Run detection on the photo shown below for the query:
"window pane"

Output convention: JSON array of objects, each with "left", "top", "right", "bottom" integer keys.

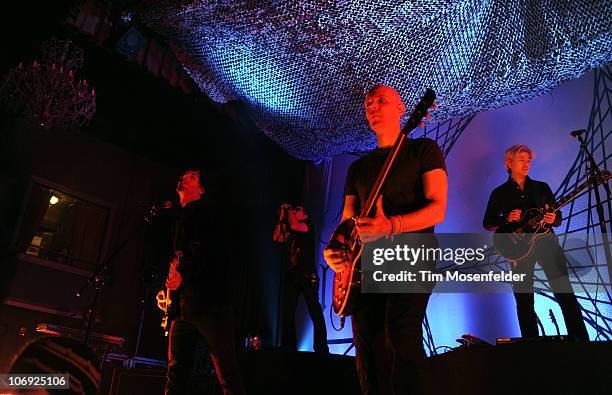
[{"left": 20, "top": 184, "right": 109, "bottom": 271}]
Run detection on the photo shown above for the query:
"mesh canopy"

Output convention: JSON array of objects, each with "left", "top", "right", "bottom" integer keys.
[{"left": 140, "top": 1, "right": 611, "bottom": 160}]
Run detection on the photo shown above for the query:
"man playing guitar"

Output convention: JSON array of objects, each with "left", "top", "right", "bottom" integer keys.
[
  {"left": 156, "top": 169, "right": 245, "bottom": 395},
  {"left": 324, "top": 85, "right": 447, "bottom": 394},
  {"left": 483, "top": 144, "right": 588, "bottom": 341}
]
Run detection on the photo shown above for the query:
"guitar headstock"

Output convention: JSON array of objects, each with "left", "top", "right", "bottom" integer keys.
[
  {"left": 593, "top": 169, "right": 611, "bottom": 185},
  {"left": 401, "top": 88, "right": 437, "bottom": 135},
  {"left": 587, "top": 169, "right": 612, "bottom": 185}
]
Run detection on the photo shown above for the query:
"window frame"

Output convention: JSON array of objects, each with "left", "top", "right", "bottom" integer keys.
[{"left": 14, "top": 175, "right": 116, "bottom": 273}]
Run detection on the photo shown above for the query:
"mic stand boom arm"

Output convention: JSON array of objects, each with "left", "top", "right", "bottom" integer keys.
[{"left": 76, "top": 203, "right": 164, "bottom": 345}]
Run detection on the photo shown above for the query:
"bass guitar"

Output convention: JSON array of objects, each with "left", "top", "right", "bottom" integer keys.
[
  {"left": 329, "top": 89, "right": 437, "bottom": 320},
  {"left": 160, "top": 250, "right": 183, "bottom": 336},
  {"left": 493, "top": 169, "right": 611, "bottom": 261}
]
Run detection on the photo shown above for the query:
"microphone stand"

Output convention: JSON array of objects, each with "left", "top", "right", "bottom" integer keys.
[
  {"left": 76, "top": 205, "right": 164, "bottom": 346},
  {"left": 574, "top": 131, "right": 612, "bottom": 286}
]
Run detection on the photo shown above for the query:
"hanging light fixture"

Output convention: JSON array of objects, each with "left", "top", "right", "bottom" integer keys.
[{"left": 0, "top": 37, "right": 96, "bottom": 130}]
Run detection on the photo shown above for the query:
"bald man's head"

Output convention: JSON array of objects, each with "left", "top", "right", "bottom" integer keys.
[
  {"left": 364, "top": 85, "right": 406, "bottom": 134},
  {"left": 365, "top": 85, "right": 404, "bottom": 105}
]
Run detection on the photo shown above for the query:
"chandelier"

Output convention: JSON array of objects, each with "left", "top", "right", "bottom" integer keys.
[{"left": 0, "top": 37, "right": 96, "bottom": 130}]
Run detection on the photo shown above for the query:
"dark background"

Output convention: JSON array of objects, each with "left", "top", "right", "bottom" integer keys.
[{"left": 0, "top": 0, "right": 305, "bottom": 367}]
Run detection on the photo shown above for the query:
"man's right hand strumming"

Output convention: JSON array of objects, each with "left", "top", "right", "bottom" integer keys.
[
  {"left": 324, "top": 195, "right": 359, "bottom": 273},
  {"left": 156, "top": 289, "right": 167, "bottom": 311},
  {"left": 323, "top": 246, "right": 348, "bottom": 273},
  {"left": 506, "top": 209, "right": 522, "bottom": 223}
]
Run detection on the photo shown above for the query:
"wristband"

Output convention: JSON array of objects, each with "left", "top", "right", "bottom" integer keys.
[{"left": 390, "top": 215, "right": 402, "bottom": 234}]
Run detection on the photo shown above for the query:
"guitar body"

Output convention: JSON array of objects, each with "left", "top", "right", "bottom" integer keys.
[
  {"left": 161, "top": 252, "right": 182, "bottom": 336},
  {"left": 493, "top": 208, "right": 551, "bottom": 261},
  {"left": 330, "top": 219, "right": 362, "bottom": 317},
  {"left": 161, "top": 286, "right": 180, "bottom": 336}
]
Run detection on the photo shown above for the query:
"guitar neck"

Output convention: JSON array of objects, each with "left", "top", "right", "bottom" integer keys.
[
  {"left": 550, "top": 177, "right": 596, "bottom": 213},
  {"left": 359, "top": 134, "right": 407, "bottom": 218}
]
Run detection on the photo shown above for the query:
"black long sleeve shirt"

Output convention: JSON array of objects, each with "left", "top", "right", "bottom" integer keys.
[
  {"left": 172, "top": 196, "right": 231, "bottom": 308},
  {"left": 483, "top": 176, "right": 562, "bottom": 231},
  {"left": 287, "top": 224, "right": 316, "bottom": 274}
]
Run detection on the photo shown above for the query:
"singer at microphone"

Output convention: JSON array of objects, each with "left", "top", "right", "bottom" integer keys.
[{"left": 570, "top": 129, "right": 586, "bottom": 138}]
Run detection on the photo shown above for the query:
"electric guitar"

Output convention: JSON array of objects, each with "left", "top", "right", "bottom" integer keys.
[
  {"left": 329, "top": 89, "right": 437, "bottom": 319},
  {"left": 493, "top": 169, "right": 611, "bottom": 261},
  {"left": 160, "top": 250, "right": 183, "bottom": 336}
]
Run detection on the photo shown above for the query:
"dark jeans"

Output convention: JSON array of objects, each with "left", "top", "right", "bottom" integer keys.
[
  {"left": 352, "top": 292, "right": 432, "bottom": 395},
  {"left": 166, "top": 293, "right": 245, "bottom": 395},
  {"left": 512, "top": 234, "right": 588, "bottom": 341},
  {"left": 281, "top": 270, "right": 329, "bottom": 353}
]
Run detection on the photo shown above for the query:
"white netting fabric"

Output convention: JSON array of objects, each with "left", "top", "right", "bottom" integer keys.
[{"left": 140, "top": 0, "right": 612, "bottom": 160}]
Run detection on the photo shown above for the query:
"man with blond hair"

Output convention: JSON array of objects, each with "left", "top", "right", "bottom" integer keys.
[{"left": 483, "top": 145, "right": 588, "bottom": 341}]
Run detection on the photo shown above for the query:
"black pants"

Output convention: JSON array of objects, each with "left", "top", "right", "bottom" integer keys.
[
  {"left": 351, "top": 292, "right": 432, "bottom": 395},
  {"left": 166, "top": 292, "right": 245, "bottom": 395},
  {"left": 512, "top": 234, "right": 588, "bottom": 341},
  {"left": 281, "top": 270, "right": 329, "bottom": 353}
]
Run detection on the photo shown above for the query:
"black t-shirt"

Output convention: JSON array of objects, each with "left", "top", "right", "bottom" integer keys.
[
  {"left": 483, "top": 176, "right": 562, "bottom": 231},
  {"left": 344, "top": 138, "right": 446, "bottom": 233}
]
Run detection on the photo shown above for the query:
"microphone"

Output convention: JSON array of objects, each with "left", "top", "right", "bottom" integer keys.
[
  {"left": 139, "top": 200, "right": 173, "bottom": 209},
  {"left": 570, "top": 129, "right": 586, "bottom": 138},
  {"left": 143, "top": 200, "right": 173, "bottom": 223},
  {"left": 157, "top": 200, "right": 173, "bottom": 209}
]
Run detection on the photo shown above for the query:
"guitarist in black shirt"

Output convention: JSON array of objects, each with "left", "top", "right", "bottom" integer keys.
[
  {"left": 483, "top": 145, "right": 588, "bottom": 341},
  {"left": 324, "top": 85, "right": 447, "bottom": 394},
  {"left": 156, "top": 169, "right": 245, "bottom": 395}
]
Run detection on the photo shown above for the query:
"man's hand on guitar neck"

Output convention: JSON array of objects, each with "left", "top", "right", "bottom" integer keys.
[{"left": 166, "top": 259, "right": 182, "bottom": 290}]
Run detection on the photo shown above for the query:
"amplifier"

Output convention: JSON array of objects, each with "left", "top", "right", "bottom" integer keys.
[{"left": 108, "top": 367, "right": 166, "bottom": 395}]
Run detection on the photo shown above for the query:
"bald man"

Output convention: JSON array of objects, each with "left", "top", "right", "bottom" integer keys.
[{"left": 324, "top": 85, "right": 447, "bottom": 394}]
